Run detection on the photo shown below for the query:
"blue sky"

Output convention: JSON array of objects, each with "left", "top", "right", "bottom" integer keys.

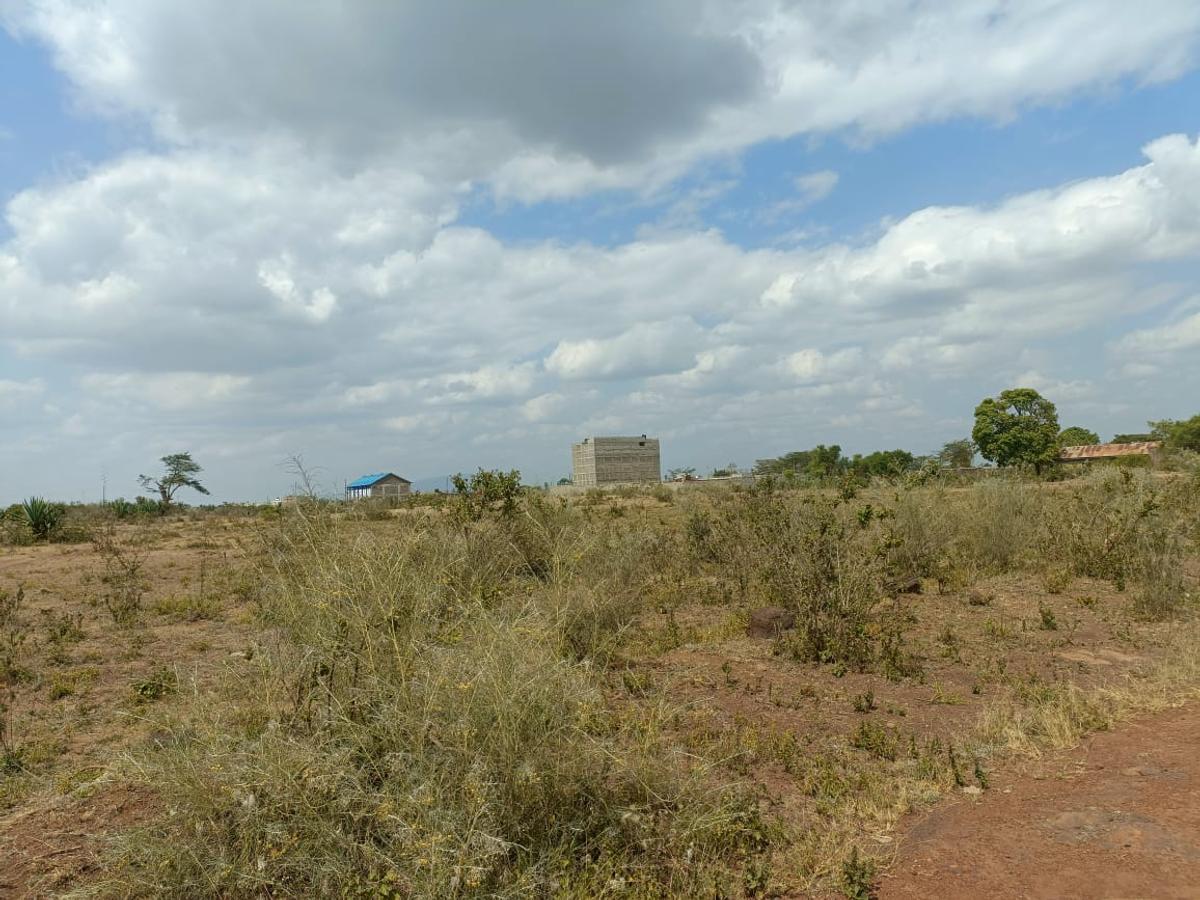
[
  {"left": 0, "top": 28, "right": 129, "bottom": 215},
  {"left": 2, "top": 2, "right": 1200, "bottom": 502},
  {"left": 464, "top": 70, "right": 1200, "bottom": 250}
]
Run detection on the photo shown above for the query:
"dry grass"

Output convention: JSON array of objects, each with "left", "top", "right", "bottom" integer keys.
[{"left": 0, "top": 466, "right": 1196, "bottom": 897}]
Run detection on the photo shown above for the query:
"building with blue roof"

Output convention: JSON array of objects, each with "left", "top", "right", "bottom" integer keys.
[{"left": 345, "top": 472, "right": 412, "bottom": 499}]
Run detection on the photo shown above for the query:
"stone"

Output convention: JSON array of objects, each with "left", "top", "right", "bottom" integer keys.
[
  {"left": 887, "top": 575, "right": 923, "bottom": 596},
  {"left": 747, "top": 606, "right": 796, "bottom": 638}
]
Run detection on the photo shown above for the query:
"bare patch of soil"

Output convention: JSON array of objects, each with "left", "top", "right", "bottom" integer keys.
[
  {"left": 0, "top": 519, "right": 258, "bottom": 895},
  {"left": 0, "top": 781, "right": 156, "bottom": 898},
  {"left": 882, "top": 703, "right": 1200, "bottom": 900}
]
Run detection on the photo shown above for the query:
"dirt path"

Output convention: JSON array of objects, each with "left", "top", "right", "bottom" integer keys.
[{"left": 882, "top": 704, "right": 1200, "bottom": 900}]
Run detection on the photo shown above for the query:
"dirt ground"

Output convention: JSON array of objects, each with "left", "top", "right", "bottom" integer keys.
[
  {"left": 882, "top": 702, "right": 1200, "bottom": 900},
  {"left": 0, "top": 520, "right": 256, "bottom": 896}
]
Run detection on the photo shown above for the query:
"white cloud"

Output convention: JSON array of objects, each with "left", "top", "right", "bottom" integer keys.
[
  {"left": 1013, "top": 370, "right": 1095, "bottom": 403},
  {"left": 794, "top": 170, "right": 839, "bottom": 204},
  {"left": 783, "top": 347, "right": 863, "bottom": 383},
  {"left": 9, "top": 1, "right": 1200, "bottom": 199},
  {"left": 3, "top": 3, "right": 1200, "bottom": 499},
  {"left": 545, "top": 318, "right": 706, "bottom": 381},
  {"left": 521, "top": 392, "right": 567, "bottom": 422},
  {"left": 757, "top": 170, "right": 841, "bottom": 224},
  {"left": 430, "top": 363, "right": 537, "bottom": 403},
  {"left": 81, "top": 371, "right": 251, "bottom": 410},
  {"left": 257, "top": 258, "right": 338, "bottom": 322},
  {"left": 0, "top": 378, "right": 45, "bottom": 404},
  {"left": 1114, "top": 304, "right": 1200, "bottom": 356},
  {"left": 767, "top": 135, "right": 1200, "bottom": 319}
]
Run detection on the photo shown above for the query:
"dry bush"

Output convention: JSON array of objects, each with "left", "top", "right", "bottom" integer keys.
[
  {"left": 93, "top": 526, "right": 150, "bottom": 626},
  {"left": 879, "top": 471, "right": 1197, "bottom": 620},
  {"left": 693, "top": 486, "right": 906, "bottom": 672},
  {"left": 952, "top": 479, "right": 1043, "bottom": 574},
  {"left": 885, "top": 486, "right": 961, "bottom": 587},
  {"left": 98, "top": 504, "right": 767, "bottom": 897},
  {"left": 1037, "top": 469, "right": 1197, "bottom": 618}
]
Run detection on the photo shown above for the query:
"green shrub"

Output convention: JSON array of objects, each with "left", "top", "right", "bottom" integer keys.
[
  {"left": 132, "top": 666, "right": 177, "bottom": 703},
  {"left": 21, "top": 497, "right": 63, "bottom": 541}
]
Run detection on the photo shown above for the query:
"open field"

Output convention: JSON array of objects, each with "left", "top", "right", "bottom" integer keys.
[{"left": 1, "top": 466, "right": 1198, "bottom": 897}]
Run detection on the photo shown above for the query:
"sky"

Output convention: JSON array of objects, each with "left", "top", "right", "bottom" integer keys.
[{"left": 1, "top": 1, "right": 1199, "bottom": 503}]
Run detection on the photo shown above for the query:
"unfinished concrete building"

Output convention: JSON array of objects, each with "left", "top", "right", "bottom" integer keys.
[{"left": 571, "top": 435, "right": 661, "bottom": 487}]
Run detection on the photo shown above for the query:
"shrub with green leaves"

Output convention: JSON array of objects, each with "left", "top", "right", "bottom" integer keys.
[{"left": 21, "top": 497, "right": 63, "bottom": 541}]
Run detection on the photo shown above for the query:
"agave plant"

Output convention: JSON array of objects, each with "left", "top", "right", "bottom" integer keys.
[{"left": 22, "top": 497, "right": 63, "bottom": 541}]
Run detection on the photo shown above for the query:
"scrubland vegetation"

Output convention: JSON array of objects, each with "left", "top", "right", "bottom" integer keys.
[{"left": 1, "top": 457, "right": 1198, "bottom": 896}]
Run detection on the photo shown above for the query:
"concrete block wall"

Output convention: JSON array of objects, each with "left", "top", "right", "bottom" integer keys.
[{"left": 571, "top": 435, "right": 661, "bottom": 486}]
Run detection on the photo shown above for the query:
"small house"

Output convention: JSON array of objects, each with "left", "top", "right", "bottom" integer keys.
[{"left": 346, "top": 472, "right": 412, "bottom": 499}]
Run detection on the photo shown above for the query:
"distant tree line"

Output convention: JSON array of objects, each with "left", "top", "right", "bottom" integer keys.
[
  {"left": 749, "top": 390, "right": 1199, "bottom": 482},
  {"left": 754, "top": 445, "right": 922, "bottom": 479}
]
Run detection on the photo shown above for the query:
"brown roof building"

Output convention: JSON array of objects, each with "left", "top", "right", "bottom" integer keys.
[{"left": 1058, "top": 441, "right": 1162, "bottom": 463}]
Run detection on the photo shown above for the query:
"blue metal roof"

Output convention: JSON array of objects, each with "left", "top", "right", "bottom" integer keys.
[{"left": 347, "top": 472, "right": 392, "bottom": 489}]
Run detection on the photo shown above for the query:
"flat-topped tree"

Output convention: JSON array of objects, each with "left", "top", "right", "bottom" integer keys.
[{"left": 138, "top": 452, "right": 210, "bottom": 513}]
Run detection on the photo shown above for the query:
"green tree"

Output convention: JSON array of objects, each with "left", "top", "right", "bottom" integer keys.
[
  {"left": 1057, "top": 426, "right": 1100, "bottom": 447},
  {"left": 755, "top": 446, "right": 846, "bottom": 478},
  {"left": 848, "top": 449, "right": 915, "bottom": 478},
  {"left": 450, "top": 468, "right": 522, "bottom": 521},
  {"left": 1150, "top": 414, "right": 1200, "bottom": 452},
  {"left": 1112, "top": 432, "right": 1154, "bottom": 444},
  {"left": 972, "top": 388, "right": 1060, "bottom": 473},
  {"left": 806, "top": 444, "right": 844, "bottom": 477},
  {"left": 937, "top": 438, "right": 975, "bottom": 468},
  {"left": 754, "top": 450, "right": 812, "bottom": 476},
  {"left": 138, "top": 453, "right": 210, "bottom": 513}
]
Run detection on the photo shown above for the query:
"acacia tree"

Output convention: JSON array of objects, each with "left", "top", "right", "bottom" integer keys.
[
  {"left": 937, "top": 438, "right": 975, "bottom": 468},
  {"left": 972, "top": 388, "right": 1060, "bottom": 474},
  {"left": 138, "top": 453, "right": 210, "bottom": 513},
  {"left": 1058, "top": 426, "right": 1100, "bottom": 447}
]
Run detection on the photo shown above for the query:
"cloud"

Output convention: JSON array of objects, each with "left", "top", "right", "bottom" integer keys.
[
  {"left": 10, "top": 1, "right": 1200, "bottom": 199},
  {"left": 782, "top": 346, "right": 863, "bottom": 383},
  {"left": 793, "top": 170, "right": 839, "bottom": 204},
  {"left": 757, "top": 170, "right": 840, "bottom": 224},
  {"left": 520, "top": 392, "right": 568, "bottom": 423},
  {"left": 81, "top": 371, "right": 251, "bottom": 410},
  {"left": 764, "top": 134, "right": 1200, "bottom": 343},
  {"left": 545, "top": 318, "right": 707, "bottom": 380},
  {"left": 429, "top": 364, "right": 537, "bottom": 404},
  {"left": 1013, "top": 370, "right": 1095, "bottom": 403},
  {"left": 4, "top": 3, "right": 1200, "bottom": 499},
  {"left": 1114, "top": 303, "right": 1200, "bottom": 356},
  {"left": 257, "top": 257, "right": 338, "bottom": 322},
  {"left": 4, "top": 132, "right": 1200, "bottom": 498},
  {"left": 10, "top": 1, "right": 761, "bottom": 183},
  {"left": 0, "top": 377, "right": 45, "bottom": 404}
]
